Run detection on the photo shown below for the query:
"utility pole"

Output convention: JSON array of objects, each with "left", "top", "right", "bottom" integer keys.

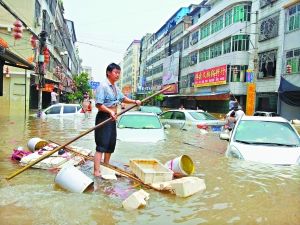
[{"left": 37, "top": 30, "right": 47, "bottom": 117}]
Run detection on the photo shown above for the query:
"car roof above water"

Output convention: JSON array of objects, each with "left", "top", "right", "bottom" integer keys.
[{"left": 240, "top": 116, "right": 289, "bottom": 123}]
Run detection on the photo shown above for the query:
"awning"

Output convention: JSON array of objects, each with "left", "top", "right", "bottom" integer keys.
[
  {"left": 278, "top": 76, "right": 300, "bottom": 106},
  {"left": 166, "top": 90, "right": 230, "bottom": 98},
  {"left": 0, "top": 46, "right": 34, "bottom": 70}
]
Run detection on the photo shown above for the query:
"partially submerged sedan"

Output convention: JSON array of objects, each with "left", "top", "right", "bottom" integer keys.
[
  {"left": 159, "top": 109, "right": 226, "bottom": 132},
  {"left": 39, "top": 103, "right": 84, "bottom": 118},
  {"left": 117, "top": 112, "right": 166, "bottom": 142},
  {"left": 220, "top": 116, "right": 300, "bottom": 165}
]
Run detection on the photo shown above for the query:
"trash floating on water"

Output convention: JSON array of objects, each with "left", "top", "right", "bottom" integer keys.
[
  {"left": 164, "top": 155, "right": 195, "bottom": 176},
  {"left": 151, "top": 177, "right": 206, "bottom": 197},
  {"left": 129, "top": 159, "right": 173, "bottom": 184},
  {"left": 54, "top": 164, "right": 93, "bottom": 193},
  {"left": 27, "top": 137, "right": 48, "bottom": 152},
  {"left": 122, "top": 189, "right": 150, "bottom": 210}
]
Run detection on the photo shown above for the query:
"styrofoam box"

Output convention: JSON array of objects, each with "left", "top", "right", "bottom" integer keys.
[{"left": 129, "top": 159, "right": 173, "bottom": 184}]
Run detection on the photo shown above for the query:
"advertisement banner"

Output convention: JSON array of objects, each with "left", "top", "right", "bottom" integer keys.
[
  {"left": 246, "top": 83, "right": 256, "bottom": 116},
  {"left": 42, "top": 83, "right": 54, "bottom": 92},
  {"left": 162, "top": 52, "right": 180, "bottom": 85},
  {"left": 194, "top": 65, "right": 227, "bottom": 87},
  {"left": 162, "top": 83, "right": 178, "bottom": 94},
  {"left": 246, "top": 69, "right": 254, "bottom": 82}
]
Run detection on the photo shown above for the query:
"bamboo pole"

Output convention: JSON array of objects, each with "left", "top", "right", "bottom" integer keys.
[
  {"left": 6, "top": 86, "right": 170, "bottom": 180},
  {"left": 49, "top": 141, "right": 160, "bottom": 191}
]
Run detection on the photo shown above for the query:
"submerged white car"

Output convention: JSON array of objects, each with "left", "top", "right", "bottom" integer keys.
[
  {"left": 39, "top": 103, "right": 84, "bottom": 118},
  {"left": 220, "top": 116, "right": 300, "bottom": 165},
  {"left": 117, "top": 112, "right": 166, "bottom": 142}
]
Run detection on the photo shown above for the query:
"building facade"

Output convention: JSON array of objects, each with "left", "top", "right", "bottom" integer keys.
[
  {"left": 121, "top": 40, "right": 140, "bottom": 98},
  {"left": 0, "top": 0, "right": 81, "bottom": 111},
  {"left": 134, "top": 0, "right": 299, "bottom": 118}
]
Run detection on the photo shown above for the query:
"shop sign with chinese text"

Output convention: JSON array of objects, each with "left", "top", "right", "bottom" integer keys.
[
  {"left": 194, "top": 65, "right": 227, "bottom": 87},
  {"left": 246, "top": 83, "right": 256, "bottom": 116}
]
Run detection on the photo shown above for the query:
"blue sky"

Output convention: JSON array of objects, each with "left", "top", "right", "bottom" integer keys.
[{"left": 63, "top": 0, "right": 200, "bottom": 81}]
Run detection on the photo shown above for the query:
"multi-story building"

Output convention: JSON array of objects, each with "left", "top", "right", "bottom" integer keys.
[
  {"left": 0, "top": 0, "right": 81, "bottom": 111},
  {"left": 278, "top": 0, "right": 300, "bottom": 120},
  {"left": 82, "top": 66, "right": 92, "bottom": 80},
  {"left": 135, "top": 0, "right": 299, "bottom": 117},
  {"left": 121, "top": 40, "right": 140, "bottom": 98}
]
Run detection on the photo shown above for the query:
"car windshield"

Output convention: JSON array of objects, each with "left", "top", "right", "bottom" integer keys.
[
  {"left": 234, "top": 120, "right": 300, "bottom": 146},
  {"left": 118, "top": 115, "right": 162, "bottom": 129},
  {"left": 189, "top": 111, "right": 217, "bottom": 120},
  {"left": 140, "top": 106, "right": 162, "bottom": 114}
]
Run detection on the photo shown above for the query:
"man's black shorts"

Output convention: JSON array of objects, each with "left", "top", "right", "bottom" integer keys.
[{"left": 94, "top": 111, "right": 116, "bottom": 153}]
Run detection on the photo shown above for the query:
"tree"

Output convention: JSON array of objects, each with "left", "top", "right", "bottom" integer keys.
[
  {"left": 142, "top": 91, "right": 165, "bottom": 106},
  {"left": 66, "top": 72, "right": 92, "bottom": 103}
]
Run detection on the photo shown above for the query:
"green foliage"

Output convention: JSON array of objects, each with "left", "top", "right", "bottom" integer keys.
[
  {"left": 155, "top": 94, "right": 164, "bottom": 102},
  {"left": 142, "top": 92, "right": 165, "bottom": 106},
  {"left": 66, "top": 72, "right": 92, "bottom": 103}
]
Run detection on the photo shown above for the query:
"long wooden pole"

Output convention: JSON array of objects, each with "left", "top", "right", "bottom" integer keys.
[
  {"left": 49, "top": 140, "right": 160, "bottom": 191},
  {"left": 6, "top": 87, "right": 170, "bottom": 180}
]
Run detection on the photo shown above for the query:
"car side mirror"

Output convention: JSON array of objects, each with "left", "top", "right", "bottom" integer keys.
[{"left": 219, "top": 132, "right": 230, "bottom": 141}]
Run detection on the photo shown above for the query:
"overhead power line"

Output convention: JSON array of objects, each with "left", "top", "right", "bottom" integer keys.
[{"left": 77, "top": 41, "right": 123, "bottom": 54}]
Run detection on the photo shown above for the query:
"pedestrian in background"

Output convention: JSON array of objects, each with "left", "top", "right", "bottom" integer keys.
[
  {"left": 51, "top": 89, "right": 58, "bottom": 105},
  {"left": 87, "top": 100, "right": 92, "bottom": 118},
  {"left": 94, "top": 63, "right": 141, "bottom": 177},
  {"left": 229, "top": 94, "right": 237, "bottom": 110}
]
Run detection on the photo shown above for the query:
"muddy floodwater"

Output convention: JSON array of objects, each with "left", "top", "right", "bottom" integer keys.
[{"left": 0, "top": 108, "right": 300, "bottom": 225}]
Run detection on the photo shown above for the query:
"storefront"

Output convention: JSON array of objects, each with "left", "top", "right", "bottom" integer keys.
[{"left": 0, "top": 45, "right": 34, "bottom": 114}]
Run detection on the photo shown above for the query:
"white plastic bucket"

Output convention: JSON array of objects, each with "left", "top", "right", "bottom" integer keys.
[
  {"left": 165, "top": 155, "right": 195, "bottom": 176},
  {"left": 27, "top": 137, "right": 48, "bottom": 152},
  {"left": 54, "top": 165, "right": 93, "bottom": 193}
]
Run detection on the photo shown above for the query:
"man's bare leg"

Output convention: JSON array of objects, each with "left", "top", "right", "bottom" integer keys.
[
  {"left": 104, "top": 153, "right": 111, "bottom": 164},
  {"left": 94, "top": 151, "right": 102, "bottom": 177}
]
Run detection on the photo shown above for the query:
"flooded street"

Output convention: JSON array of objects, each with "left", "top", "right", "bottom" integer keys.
[{"left": 0, "top": 108, "right": 300, "bottom": 225}]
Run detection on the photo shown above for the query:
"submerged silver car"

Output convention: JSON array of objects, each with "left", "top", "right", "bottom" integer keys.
[
  {"left": 159, "top": 109, "right": 226, "bottom": 132},
  {"left": 117, "top": 112, "right": 165, "bottom": 142}
]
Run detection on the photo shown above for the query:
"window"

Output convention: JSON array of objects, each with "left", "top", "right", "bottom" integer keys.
[
  {"left": 230, "top": 65, "right": 248, "bottom": 82},
  {"left": 210, "top": 42, "right": 222, "bottom": 59},
  {"left": 160, "top": 112, "right": 173, "bottom": 119},
  {"left": 223, "top": 38, "right": 231, "bottom": 54},
  {"left": 260, "top": 0, "right": 278, "bottom": 8},
  {"left": 199, "top": 47, "right": 210, "bottom": 62},
  {"left": 188, "top": 73, "right": 195, "bottom": 87},
  {"left": 286, "top": 48, "right": 300, "bottom": 73},
  {"left": 63, "top": 106, "right": 76, "bottom": 114},
  {"left": 190, "top": 51, "right": 198, "bottom": 65},
  {"left": 181, "top": 55, "right": 190, "bottom": 69},
  {"left": 118, "top": 115, "right": 162, "bottom": 129},
  {"left": 288, "top": 4, "right": 300, "bottom": 31},
  {"left": 200, "top": 23, "right": 210, "bottom": 39},
  {"left": 172, "top": 112, "right": 185, "bottom": 120},
  {"left": 225, "top": 10, "right": 233, "bottom": 27},
  {"left": 232, "top": 35, "right": 249, "bottom": 52},
  {"left": 211, "top": 15, "right": 224, "bottom": 34},
  {"left": 190, "top": 31, "right": 199, "bottom": 45},
  {"left": 180, "top": 75, "right": 188, "bottom": 88},
  {"left": 258, "top": 49, "right": 277, "bottom": 78},
  {"left": 233, "top": 5, "right": 251, "bottom": 23},
  {"left": 183, "top": 35, "right": 190, "bottom": 49},
  {"left": 259, "top": 14, "right": 279, "bottom": 41},
  {"left": 35, "top": 0, "right": 41, "bottom": 19},
  {"left": 45, "top": 106, "right": 61, "bottom": 114}
]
